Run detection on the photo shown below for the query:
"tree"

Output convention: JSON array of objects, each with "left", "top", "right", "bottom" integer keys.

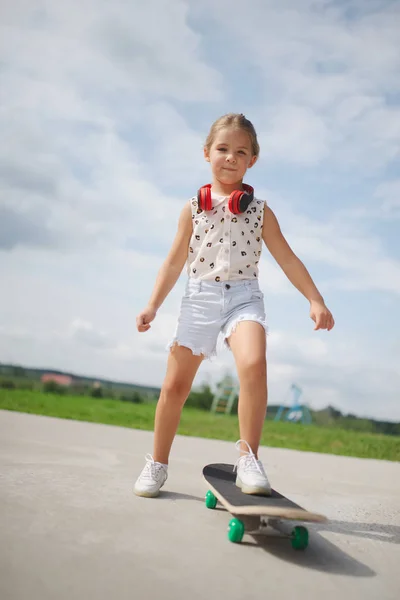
[
  {"left": 43, "top": 380, "right": 66, "bottom": 395},
  {"left": 91, "top": 385, "right": 103, "bottom": 398},
  {"left": 12, "top": 366, "right": 26, "bottom": 378},
  {"left": 131, "top": 391, "right": 143, "bottom": 404},
  {"left": 186, "top": 384, "right": 214, "bottom": 411}
]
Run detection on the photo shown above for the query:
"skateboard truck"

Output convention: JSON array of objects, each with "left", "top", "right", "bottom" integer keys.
[{"left": 207, "top": 493, "right": 309, "bottom": 549}]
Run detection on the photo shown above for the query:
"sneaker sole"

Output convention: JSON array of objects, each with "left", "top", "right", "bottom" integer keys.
[
  {"left": 134, "top": 487, "right": 161, "bottom": 498},
  {"left": 236, "top": 477, "right": 271, "bottom": 496},
  {"left": 134, "top": 478, "right": 167, "bottom": 498}
]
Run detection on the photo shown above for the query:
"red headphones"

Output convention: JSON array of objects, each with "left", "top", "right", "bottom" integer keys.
[{"left": 197, "top": 183, "right": 254, "bottom": 214}]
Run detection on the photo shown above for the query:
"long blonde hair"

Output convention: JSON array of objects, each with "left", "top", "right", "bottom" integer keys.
[{"left": 205, "top": 113, "right": 260, "bottom": 157}]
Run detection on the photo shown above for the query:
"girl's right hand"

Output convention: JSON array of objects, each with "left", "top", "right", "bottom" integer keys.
[{"left": 136, "top": 307, "right": 157, "bottom": 332}]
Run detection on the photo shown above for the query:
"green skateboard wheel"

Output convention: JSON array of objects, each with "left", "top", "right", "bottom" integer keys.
[
  {"left": 291, "top": 525, "right": 309, "bottom": 550},
  {"left": 205, "top": 490, "right": 217, "bottom": 509},
  {"left": 228, "top": 518, "right": 245, "bottom": 543}
]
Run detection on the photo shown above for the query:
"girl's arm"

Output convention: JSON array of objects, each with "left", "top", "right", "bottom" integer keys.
[
  {"left": 147, "top": 202, "right": 193, "bottom": 310},
  {"left": 137, "top": 202, "right": 192, "bottom": 332},
  {"left": 262, "top": 206, "right": 335, "bottom": 331}
]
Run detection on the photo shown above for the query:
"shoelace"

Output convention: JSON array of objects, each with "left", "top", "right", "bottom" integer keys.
[
  {"left": 233, "top": 439, "right": 264, "bottom": 474},
  {"left": 140, "top": 454, "right": 165, "bottom": 481}
]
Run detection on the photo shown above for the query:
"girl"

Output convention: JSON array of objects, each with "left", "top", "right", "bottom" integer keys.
[{"left": 134, "top": 113, "right": 334, "bottom": 498}]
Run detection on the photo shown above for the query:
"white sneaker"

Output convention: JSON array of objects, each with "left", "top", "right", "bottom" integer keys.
[
  {"left": 234, "top": 439, "right": 271, "bottom": 496},
  {"left": 134, "top": 454, "right": 168, "bottom": 498}
]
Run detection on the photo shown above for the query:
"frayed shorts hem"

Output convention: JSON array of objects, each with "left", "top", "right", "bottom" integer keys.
[
  {"left": 166, "top": 338, "right": 217, "bottom": 360},
  {"left": 166, "top": 316, "right": 268, "bottom": 360},
  {"left": 222, "top": 316, "right": 268, "bottom": 351}
]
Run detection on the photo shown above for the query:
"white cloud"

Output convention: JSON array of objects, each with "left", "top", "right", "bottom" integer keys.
[
  {"left": 69, "top": 319, "right": 116, "bottom": 350},
  {"left": 268, "top": 331, "right": 329, "bottom": 361},
  {"left": 260, "top": 189, "right": 400, "bottom": 295},
  {"left": 260, "top": 106, "right": 331, "bottom": 166},
  {"left": 140, "top": 102, "right": 210, "bottom": 185},
  {"left": 196, "top": 0, "right": 400, "bottom": 169},
  {"left": 0, "top": 106, "right": 188, "bottom": 253},
  {"left": 0, "top": 0, "right": 223, "bottom": 104},
  {"left": 375, "top": 180, "right": 400, "bottom": 215},
  {"left": 0, "top": 0, "right": 222, "bottom": 254}
]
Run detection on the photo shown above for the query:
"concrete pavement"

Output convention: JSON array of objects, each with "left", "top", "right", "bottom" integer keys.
[{"left": 0, "top": 409, "right": 399, "bottom": 600}]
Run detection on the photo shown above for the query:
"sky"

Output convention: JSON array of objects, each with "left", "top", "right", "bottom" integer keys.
[{"left": 0, "top": 0, "right": 399, "bottom": 421}]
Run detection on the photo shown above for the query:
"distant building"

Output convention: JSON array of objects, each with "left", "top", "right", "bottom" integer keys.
[{"left": 41, "top": 374, "right": 72, "bottom": 387}]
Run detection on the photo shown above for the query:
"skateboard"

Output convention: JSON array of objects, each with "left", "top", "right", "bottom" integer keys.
[{"left": 203, "top": 463, "right": 327, "bottom": 549}]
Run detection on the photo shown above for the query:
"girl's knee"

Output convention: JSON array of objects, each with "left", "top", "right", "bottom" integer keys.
[
  {"left": 240, "top": 355, "right": 266, "bottom": 379},
  {"left": 161, "top": 378, "right": 191, "bottom": 404}
]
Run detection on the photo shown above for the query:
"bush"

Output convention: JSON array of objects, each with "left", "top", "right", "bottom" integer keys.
[
  {"left": 18, "top": 381, "right": 34, "bottom": 391},
  {"left": 186, "top": 384, "right": 214, "bottom": 411},
  {"left": 71, "top": 384, "right": 90, "bottom": 396},
  {"left": 43, "top": 381, "right": 66, "bottom": 395},
  {"left": 120, "top": 391, "right": 143, "bottom": 404},
  {"left": 12, "top": 366, "right": 26, "bottom": 378},
  {"left": 91, "top": 386, "right": 103, "bottom": 398},
  {"left": 0, "top": 379, "right": 16, "bottom": 390},
  {"left": 131, "top": 391, "right": 143, "bottom": 404}
]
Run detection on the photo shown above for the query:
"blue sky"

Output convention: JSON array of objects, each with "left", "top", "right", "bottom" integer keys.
[{"left": 0, "top": 0, "right": 399, "bottom": 420}]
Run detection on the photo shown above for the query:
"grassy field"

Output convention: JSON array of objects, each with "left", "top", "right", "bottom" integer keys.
[{"left": 1, "top": 389, "right": 399, "bottom": 461}]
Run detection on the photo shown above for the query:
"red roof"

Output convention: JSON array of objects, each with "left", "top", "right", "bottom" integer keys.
[{"left": 41, "top": 374, "right": 72, "bottom": 386}]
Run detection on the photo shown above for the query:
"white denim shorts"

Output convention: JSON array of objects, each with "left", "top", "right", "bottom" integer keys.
[{"left": 167, "top": 278, "right": 267, "bottom": 359}]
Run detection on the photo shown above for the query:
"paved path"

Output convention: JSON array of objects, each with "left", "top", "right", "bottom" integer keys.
[{"left": 0, "top": 410, "right": 399, "bottom": 600}]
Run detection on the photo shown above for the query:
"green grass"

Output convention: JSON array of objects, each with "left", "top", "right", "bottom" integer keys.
[{"left": 1, "top": 389, "right": 399, "bottom": 461}]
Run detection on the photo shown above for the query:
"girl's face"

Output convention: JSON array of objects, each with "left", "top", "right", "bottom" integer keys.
[{"left": 204, "top": 127, "right": 257, "bottom": 188}]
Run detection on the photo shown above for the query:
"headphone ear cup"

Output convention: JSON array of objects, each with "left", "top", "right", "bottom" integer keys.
[
  {"left": 238, "top": 191, "right": 253, "bottom": 213},
  {"left": 198, "top": 185, "right": 212, "bottom": 211},
  {"left": 197, "top": 187, "right": 204, "bottom": 210},
  {"left": 228, "top": 190, "right": 243, "bottom": 214},
  {"left": 229, "top": 190, "right": 254, "bottom": 214}
]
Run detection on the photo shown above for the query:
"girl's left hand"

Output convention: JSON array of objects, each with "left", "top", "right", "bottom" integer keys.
[{"left": 310, "top": 300, "right": 335, "bottom": 331}]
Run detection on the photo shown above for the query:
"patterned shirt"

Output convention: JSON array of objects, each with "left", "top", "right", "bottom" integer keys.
[{"left": 187, "top": 192, "right": 266, "bottom": 282}]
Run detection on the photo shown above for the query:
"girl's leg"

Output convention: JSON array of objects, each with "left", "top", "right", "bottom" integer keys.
[
  {"left": 153, "top": 344, "right": 203, "bottom": 464},
  {"left": 227, "top": 321, "right": 267, "bottom": 458}
]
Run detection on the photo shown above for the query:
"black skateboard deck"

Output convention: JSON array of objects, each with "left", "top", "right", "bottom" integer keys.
[{"left": 203, "top": 463, "right": 327, "bottom": 548}]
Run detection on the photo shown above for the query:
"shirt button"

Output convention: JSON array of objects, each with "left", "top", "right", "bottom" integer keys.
[
  {"left": 225, "top": 249, "right": 229, "bottom": 254},
  {"left": 225, "top": 232, "right": 229, "bottom": 236}
]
